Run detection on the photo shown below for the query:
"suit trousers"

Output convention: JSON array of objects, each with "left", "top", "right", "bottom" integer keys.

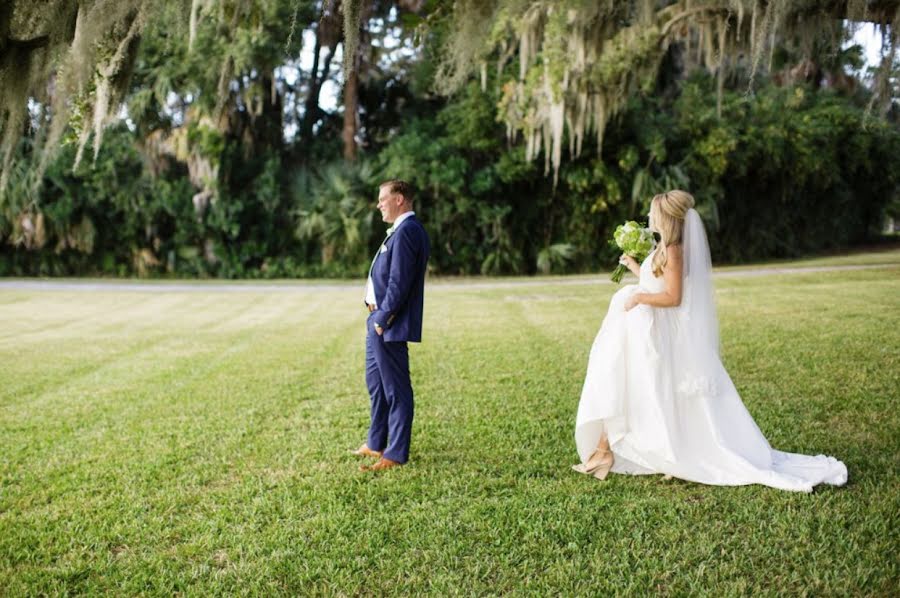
[{"left": 365, "top": 313, "right": 414, "bottom": 463}]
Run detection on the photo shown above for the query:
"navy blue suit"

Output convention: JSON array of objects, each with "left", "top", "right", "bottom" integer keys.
[{"left": 365, "top": 215, "right": 429, "bottom": 463}]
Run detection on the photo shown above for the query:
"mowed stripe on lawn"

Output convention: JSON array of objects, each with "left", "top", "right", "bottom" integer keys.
[{"left": 0, "top": 262, "right": 898, "bottom": 594}]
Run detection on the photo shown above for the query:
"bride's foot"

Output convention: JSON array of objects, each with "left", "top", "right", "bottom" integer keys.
[{"left": 572, "top": 447, "right": 615, "bottom": 481}]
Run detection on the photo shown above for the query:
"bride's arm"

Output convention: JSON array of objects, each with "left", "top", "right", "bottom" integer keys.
[
  {"left": 618, "top": 254, "right": 641, "bottom": 277},
  {"left": 626, "top": 245, "right": 683, "bottom": 309}
]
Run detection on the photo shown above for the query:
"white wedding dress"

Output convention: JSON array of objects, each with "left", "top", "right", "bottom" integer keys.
[{"left": 574, "top": 210, "right": 847, "bottom": 493}]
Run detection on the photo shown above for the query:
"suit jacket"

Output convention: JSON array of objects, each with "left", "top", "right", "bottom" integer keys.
[{"left": 370, "top": 215, "right": 430, "bottom": 343}]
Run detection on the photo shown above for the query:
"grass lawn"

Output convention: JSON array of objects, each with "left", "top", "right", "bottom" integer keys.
[{"left": 1, "top": 255, "right": 898, "bottom": 595}]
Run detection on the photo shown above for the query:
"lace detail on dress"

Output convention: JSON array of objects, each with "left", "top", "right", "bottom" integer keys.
[{"left": 676, "top": 375, "right": 718, "bottom": 400}]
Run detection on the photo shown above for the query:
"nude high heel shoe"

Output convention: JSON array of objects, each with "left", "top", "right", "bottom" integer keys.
[{"left": 572, "top": 447, "right": 615, "bottom": 480}]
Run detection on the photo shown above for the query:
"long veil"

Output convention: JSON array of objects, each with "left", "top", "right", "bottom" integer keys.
[{"left": 675, "top": 208, "right": 721, "bottom": 398}]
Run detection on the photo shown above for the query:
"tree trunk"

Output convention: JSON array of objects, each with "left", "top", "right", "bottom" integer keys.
[
  {"left": 301, "top": 26, "right": 323, "bottom": 141},
  {"left": 341, "top": 0, "right": 372, "bottom": 162},
  {"left": 301, "top": 22, "right": 338, "bottom": 141},
  {"left": 260, "top": 72, "right": 284, "bottom": 151},
  {"left": 342, "top": 57, "right": 359, "bottom": 161}
]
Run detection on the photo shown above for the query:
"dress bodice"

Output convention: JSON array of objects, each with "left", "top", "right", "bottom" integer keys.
[{"left": 639, "top": 249, "right": 665, "bottom": 293}]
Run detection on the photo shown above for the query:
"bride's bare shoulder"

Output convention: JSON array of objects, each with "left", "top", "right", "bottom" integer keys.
[
  {"left": 664, "top": 244, "right": 683, "bottom": 275},
  {"left": 666, "top": 243, "right": 683, "bottom": 259}
]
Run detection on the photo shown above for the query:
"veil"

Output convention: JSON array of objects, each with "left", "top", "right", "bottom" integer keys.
[{"left": 675, "top": 208, "right": 721, "bottom": 398}]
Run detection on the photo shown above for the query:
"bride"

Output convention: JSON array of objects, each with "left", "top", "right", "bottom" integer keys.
[{"left": 573, "top": 190, "right": 847, "bottom": 493}]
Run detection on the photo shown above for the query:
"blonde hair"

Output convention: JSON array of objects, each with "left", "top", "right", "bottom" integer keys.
[{"left": 649, "top": 190, "right": 695, "bottom": 277}]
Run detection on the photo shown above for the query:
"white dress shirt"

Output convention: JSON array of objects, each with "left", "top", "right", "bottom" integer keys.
[{"left": 365, "top": 211, "right": 415, "bottom": 307}]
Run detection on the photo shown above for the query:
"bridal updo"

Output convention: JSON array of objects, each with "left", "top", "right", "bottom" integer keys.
[{"left": 649, "top": 190, "right": 695, "bottom": 277}]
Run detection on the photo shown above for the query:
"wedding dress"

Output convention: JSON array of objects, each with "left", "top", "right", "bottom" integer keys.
[{"left": 574, "top": 210, "right": 847, "bottom": 493}]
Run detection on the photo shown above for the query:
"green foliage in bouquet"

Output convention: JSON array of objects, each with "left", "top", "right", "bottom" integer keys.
[{"left": 610, "top": 221, "right": 654, "bottom": 283}]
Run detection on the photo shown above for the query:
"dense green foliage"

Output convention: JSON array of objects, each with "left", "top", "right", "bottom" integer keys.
[
  {"left": 0, "top": 2, "right": 898, "bottom": 277},
  {"left": 3, "top": 73, "right": 898, "bottom": 278},
  {"left": 1, "top": 256, "right": 898, "bottom": 593},
  {"left": 600, "top": 76, "right": 900, "bottom": 263}
]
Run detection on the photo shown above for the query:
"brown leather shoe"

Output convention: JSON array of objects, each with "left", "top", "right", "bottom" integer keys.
[
  {"left": 360, "top": 457, "right": 402, "bottom": 472},
  {"left": 350, "top": 444, "right": 383, "bottom": 459}
]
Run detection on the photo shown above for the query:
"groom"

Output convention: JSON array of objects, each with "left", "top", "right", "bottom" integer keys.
[{"left": 353, "top": 180, "right": 430, "bottom": 472}]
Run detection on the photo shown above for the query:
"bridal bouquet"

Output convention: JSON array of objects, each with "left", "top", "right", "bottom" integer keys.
[{"left": 610, "top": 221, "right": 654, "bottom": 283}]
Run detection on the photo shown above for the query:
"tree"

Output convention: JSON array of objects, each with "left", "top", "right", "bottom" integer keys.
[{"left": 433, "top": 0, "right": 900, "bottom": 184}]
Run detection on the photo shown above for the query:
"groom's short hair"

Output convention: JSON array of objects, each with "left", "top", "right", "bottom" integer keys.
[{"left": 380, "top": 179, "right": 414, "bottom": 205}]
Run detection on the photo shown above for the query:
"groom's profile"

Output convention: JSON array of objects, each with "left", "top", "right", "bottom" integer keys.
[{"left": 352, "top": 180, "right": 430, "bottom": 471}]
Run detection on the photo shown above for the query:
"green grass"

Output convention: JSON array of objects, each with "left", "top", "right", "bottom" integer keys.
[
  {"left": 713, "top": 245, "right": 900, "bottom": 270},
  {"left": 1, "top": 259, "right": 899, "bottom": 595}
]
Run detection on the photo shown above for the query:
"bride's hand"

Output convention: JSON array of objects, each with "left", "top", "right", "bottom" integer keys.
[
  {"left": 619, "top": 254, "right": 638, "bottom": 272},
  {"left": 624, "top": 295, "right": 640, "bottom": 311}
]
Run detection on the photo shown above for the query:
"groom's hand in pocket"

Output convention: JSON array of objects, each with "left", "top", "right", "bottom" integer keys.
[{"left": 374, "top": 323, "right": 384, "bottom": 336}]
